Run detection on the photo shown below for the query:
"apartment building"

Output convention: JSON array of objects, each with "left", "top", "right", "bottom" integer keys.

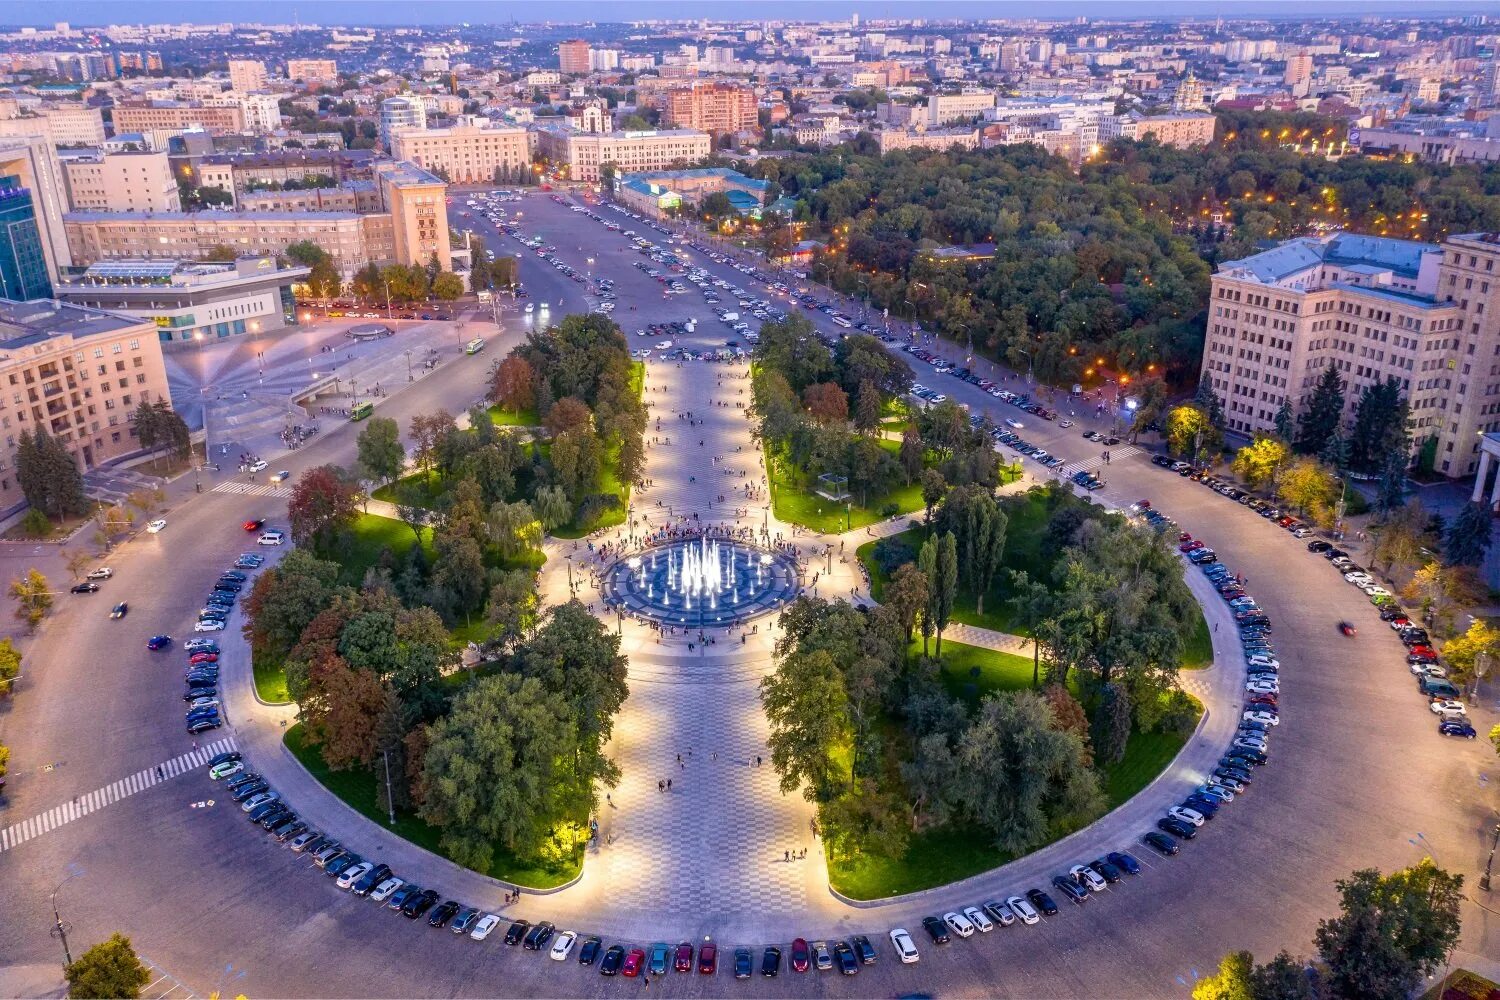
[
  {"left": 534, "top": 127, "right": 711, "bottom": 183},
  {"left": 373, "top": 160, "right": 450, "bottom": 271},
  {"left": 926, "top": 91, "right": 997, "bottom": 125},
  {"left": 61, "top": 151, "right": 181, "bottom": 213},
  {"left": 112, "top": 101, "right": 244, "bottom": 137},
  {"left": 379, "top": 96, "right": 427, "bottom": 153},
  {"left": 558, "top": 40, "right": 591, "bottom": 75},
  {"left": 392, "top": 121, "right": 532, "bottom": 185},
  {"left": 188, "top": 149, "right": 378, "bottom": 199},
  {"left": 662, "top": 82, "right": 758, "bottom": 136},
  {"left": 0, "top": 103, "right": 106, "bottom": 147},
  {"left": 0, "top": 298, "right": 172, "bottom": 518},
  {"left": 0, "top": 134, "right": 71, "bottom": 296},
  {"left": 875, "top": 126, "right": 980, "bottom": 154},
  {"left": 1109, "top": 110, "right": 1217, "bottom": 148},
  {"left": 285, "top": 58, "right": 337, "bottom": 84},
  {"left": 237, "top": 181, "right": 380, "bottom": 214},
  {"left": 1197, "top": 231, "right": 1491, "bottom": 477},
  {"left": 227, "top": 59, "right": 267, "bottom": 93}
]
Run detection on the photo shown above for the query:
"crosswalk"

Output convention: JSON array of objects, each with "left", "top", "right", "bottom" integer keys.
[
  {"left": 0, "top": 737, "right": 237, "bottom": 854},
  {"left": 212, "top": 481, "right": 293, "bottom": 498},
  {"left": 1067, "top": 444, "right": 1142, "bottom": 474}
]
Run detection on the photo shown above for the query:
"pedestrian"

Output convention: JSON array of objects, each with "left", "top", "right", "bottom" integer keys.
[
  {"left": 785, "top": 850, "right": 790, "bottom": 862},
  {"left": 756, "top": 755, "right": 762, "bottom": 766},
  {"left": 658, "top": 779, "right": 664, "bottom": 793},
  {"left": 667, "top": 778, "right": 673, "bottom": 791}
]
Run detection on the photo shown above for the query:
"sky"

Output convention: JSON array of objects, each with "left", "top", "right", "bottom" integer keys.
[{"left": 10, "top": 0, "right": 1500, "bottom": 28}]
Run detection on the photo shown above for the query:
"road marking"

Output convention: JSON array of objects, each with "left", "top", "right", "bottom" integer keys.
[
  {"left": 0, "top": 738, "right": 235, "bottom": 854},
  {"left": 210, "top": 482, "right": 292, "bottom": 498}
]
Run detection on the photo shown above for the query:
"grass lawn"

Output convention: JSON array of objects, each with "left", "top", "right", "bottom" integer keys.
[
  {"left": 1182, "top": 613, "right": 1213, "bottom": 669},
  {"left": 923, "top": 638, "right": 1037, "bottom": 699},
  {"left": 2, "top": 510, "right": 95, "bottom": 541},
  {"left": 284, "top": 723, "right": 581, "bottom": 889},
  {"left": 766, "top": 443, "right": 925, "bottom": 534},
  {"left": 252, "top": 649, "right": 290, "bottom": 704},
  {"left": 371, "top": 469, "right": 445, "bottom": 506},
  {"left": 487, "top": 404, "right": 539, "bottom": 427},
  {"left": 340, "top": 513, "right": 433, "bottom": 585}
]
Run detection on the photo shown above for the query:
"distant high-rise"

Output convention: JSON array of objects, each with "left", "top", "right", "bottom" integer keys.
[
  {"left": 285, "top": 58, "right": 337, "bottom": 85},
  {"left": 663, "top": 82, "right": 758, "bottom": 136},
  {"left": 379, "top": 96, "right": 427, "bottom": 152},
  {"left": 558, "top": 39, "right": 592, "bottom": 76},
  {"left": 1284, "top": 52, "right": 1313, "bottom": 95},
  {"left": 228, "top": 59, "right": 267, "bottom": 93}
]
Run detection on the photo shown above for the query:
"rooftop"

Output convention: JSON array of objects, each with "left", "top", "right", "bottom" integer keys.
[
  {"left": 1220, "top": 231, "right": 1436, "bottom": 283},
  {"left": 0, "top": 298, "right": 147, "bottom": 349},
  {"left": 374, "top": 160, "right": 446, "bottom": 187},
  {"left": 64, "top": 209, "right": 365, "bottom": 221}
]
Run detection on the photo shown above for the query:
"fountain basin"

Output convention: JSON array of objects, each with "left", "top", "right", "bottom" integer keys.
[{"left": 599, "top": 537, "right": 801, "bottom": 627}]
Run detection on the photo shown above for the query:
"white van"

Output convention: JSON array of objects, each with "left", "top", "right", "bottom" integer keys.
[{"left": 721, "top": 312, "right": 740, "bottom": 322}]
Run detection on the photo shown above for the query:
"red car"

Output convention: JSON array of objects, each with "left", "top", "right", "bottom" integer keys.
[
  {"left": 1338, "top": 621, "right": 1357, "bottom": 637},
  {"left": 698, "top": 942, "right": 717, "bottom": 974},
  {"left": 189, "top": 652, "right": 218, "bottom": 664},
  {"left": 1408, "top": 645, "right": 1438, "bottom": 659},
  {"left": 622, "top": 949, "right": 645, "bottom": 978},
  {"left": 790, "top": 938, "right": 810, "bottom": 973},
  {"left": 242, "top": 518, "right": 265, "bottom": 532},
  {"left": 674, "top": 942, "right": 693, "bottom": 973}
]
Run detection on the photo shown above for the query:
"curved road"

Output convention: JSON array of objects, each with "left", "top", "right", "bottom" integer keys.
[{"left": 0, "top": 191, "right": 1495, "bottom": 998}]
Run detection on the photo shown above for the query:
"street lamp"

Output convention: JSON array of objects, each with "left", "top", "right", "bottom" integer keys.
[
  {"left": 382, "top": 279, "right": 392, "bottom": 320},
  {"left": 50, "top": 870, "right": 84, "bottom": 970},
  {"left": 1017, "top": 349, "right": 1034, "bottom": 383},
  {"left": 1481, "top": 822, "right": 1500, "bottom": 892},
  {"left": 405, "top": 348, "right": 414, "bottom": 382}
]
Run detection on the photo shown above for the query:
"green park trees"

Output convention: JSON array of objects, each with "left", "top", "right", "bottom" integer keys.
[
  {"left": 64, "top": 933, "right": 151, "bottom": 999},
  {"left": 131, "top": 400, "right": 191, "bottom": 468},
  {"left": 16, "top": 427, "right": 89, "bottom": 520},
  {"left": 355, "top": 416, "right": 405, "bottom": 486}
]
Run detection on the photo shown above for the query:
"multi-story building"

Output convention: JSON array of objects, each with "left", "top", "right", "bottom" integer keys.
[
  {"left": 392, "top": 121, "right": 532, "bottom": 185},
  {"left": 373, "top": 160, "right": 450, "bottom": 270},
  {"left": 64, "top": 211, "right": 393, "bottom": 279},
  {"left": 285, "top": 58, "right": 337, "bottom": 84},
  {"left": 237, "top": 181, "right": 380, "bottom": 214},
  {"left": 0, "top": 135, "right": 71, "bottom": 298},
  {"left": 51, "top": 257, "right": 308, "bottom": 347},
  {"left": 558, "top": 39, "right": 592, "bottom": 76},
  {"left": 233, "top": 94, "right": 283, "bottom": 133},
  {"left": 61, "top": 151, "right": 181, "bottom": 213},
  {"left": 926, "top": 91, "right": 997, "bottom": 125},
  {"left": 874, "top": 126, "right": 980, "bottom": 154},
  {"left": 0, "top": 298, "right": 173, "bottom": 519},
  {"left": 227, "top": 59, "right": 267, "bottom": 93},
  {"left": 616, "top": 167, "right": 770, "bottom": 219},
  {"left": 1284, "top": 52, "right": 1313, "bottom": 94},
  {"left": 1197, "top": 231, "right": 1498, "bottom": 478},
  {"left": 1104, "top": 110, "right": 1217, "bottom": 148},
  {"left": 379, "top": 96, "right": 427, "bottom": 152},
  {"left": 662, "top": 82, "right": 758, "bottom": 136},
  {"left": 0, "top": 103, "right": 106, "bottom": 147},
  {"left": 187, "top": 149, "right": 378, "bottom": 199},
  {"left": 534, "top": 127, "right": 711, "bottom": 183},
  {"left": 111, "top": 101, "right": 245, "bottom": 137}
]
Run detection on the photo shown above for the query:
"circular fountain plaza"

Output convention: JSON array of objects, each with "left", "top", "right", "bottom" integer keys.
[{"left": 600, "top": 535, "right": 801, "bottom": 628}]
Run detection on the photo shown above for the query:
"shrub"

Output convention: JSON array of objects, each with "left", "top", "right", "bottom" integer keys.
[
  {"left": 18, "top": 508, "right": 51, "bottom": 538},
  {"left": 575, "top": 492, "right": 622, "bottom": 529}
]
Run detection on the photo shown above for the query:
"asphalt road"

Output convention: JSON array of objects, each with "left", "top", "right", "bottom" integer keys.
[{"left": 1, "top": 190, "right": 1495, "bottom": 999}]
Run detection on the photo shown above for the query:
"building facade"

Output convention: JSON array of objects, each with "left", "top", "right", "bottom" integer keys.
[
  {"left": 379, "top": 96, "right": 427, "bottom": 152},
  {"left": 662, "top": 82, "right": 758, "bottom": 136},
  {"left": 61, "top": 151, "right": 181, "bottom": 213},
  {"left": 51, "top": 257, "right": 307, "bottom": 347},
  {"left": 1196, "top": 231, "right": 1500, "bottom": 479},
  {"left": 0, "top": 135, "right": 70, "bottom": 296},
  {"left": 227, "top": 59, "right": 267, "bottom": 93},
  {"left": 392, "top": 122, "right": 532, "bottom": 185},
  {"left": 558, "top": 40, "right": 591, "bottom": 75},
  {"left": 285, "top": 58, "right": 337, "bottom": 84},
  {"left": 0, "top": 104, "right": 106, "bottom": 147},
  {"left": 111, "top": 101, "right": 245, "bottom": 137},
  {"left": 373, "top": 161, "right": 451, "bottom": 270},
  {"left": 0, "top": 299, "right": 173, "bottom": 518},
  {"left": 875, "top": 126, "right": 980, "bottom": 154},
  {"left": 534, "top": 127, "right": 712, "bottom": 183}
]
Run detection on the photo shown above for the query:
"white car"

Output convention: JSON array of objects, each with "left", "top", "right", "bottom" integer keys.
[
  {"left": 258, "top": 531, "right": 285, "bottom": 546},
  {"left": 1245, "top": 678, "right": 1279, "bottom": 694},
  {"left": 470, "top": 913, "right": 502, "bottom": 941},
  {"left": 962, "top": 905, "right": 993, "bottom": 933},
  {"left": 240, "top": 791, "right": 277, "bottom": 812},
  {"left": 524, "top": 303, "right": 534, "bottom": 314},
  {"left": 1429, "top": 699, "right": 1467, "bottom": 718},
  {"left": 336, "top": 861, "right": 373, "bottom": 890},
  {"left": 1246, "top": 656, "right": 1280, "bottom": 671},
  {"left": 549, "top": 930, "right": 577, "bottom": 960},
  {"left": 86, "top": 567, "right": 113, "bottom": 580},
  {"left": 1363, "top": 585, "right": 1393, "bottom": 598},
  {"left": 247, "top": 459, "right": 268, "bottom": 473},
  {"left": 1167, "top": 806, "right": 1205, "bottom": 827},
  {"left": 1411, "top": 663, "right": 1447, "bottom": 679},
  {"left": 1005, "top": 895, "right": 1040, "bottom": 926},
  {"left": 1070, "top": 865, "right": 1108, "bottom": 893},
  {"left": 1242, "top": 710, "right": 1280, "bottom": 727},
  {"left": 1004, "top": 417, "right": 1024, "bottom": 429},
  {"left": 1233, "top": 736, "right": 1269, "bottom": 753},
  {"left": 655, "top": 340, "right": 673, "bottom": 350},
  {"left": 146, "top": 519, "right": 167, "bottom": 533},
  {"left": 1343, "top": 571, "right": 1373, "bottom": 585},
  {"left": 194, "top": 619, "right": 226, "bottom": 633},
  {"left": 1059, "top": 419, "right": 1074, "bottom": 428},
  {"left": 888, "top": 928, "right": 920, "bottom": 964},
  {"left": 370, "top": 877, "right": 405, "bottom": 902}
]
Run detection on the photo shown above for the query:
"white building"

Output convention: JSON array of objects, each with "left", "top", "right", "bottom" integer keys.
[{"left": 379, "top": 96, "right": 427, "bottom": 152}]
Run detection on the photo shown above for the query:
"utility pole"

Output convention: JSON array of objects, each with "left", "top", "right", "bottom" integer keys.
[
  {"left": 50, "top": 872, "right": 82, "bottom": 971},
  {"left": 381, "top": 750, "right": 396, "bottom": 825},
  {"left": 1480, "top": 822, "right": 1499, "bottom": 892}
]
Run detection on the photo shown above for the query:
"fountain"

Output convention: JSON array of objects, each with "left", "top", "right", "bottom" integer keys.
[{"left": 598, "top": 535, "right": 800, "bottom": 627}]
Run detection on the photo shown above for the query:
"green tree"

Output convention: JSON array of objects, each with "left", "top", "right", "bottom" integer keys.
[
  {"left": 16, "top": 427, "right": 89, "bottom": 519},
  {"left": 1296, "top": 362, "right": 1345, "bottom": 456},
  {"left": 1273, "top": 399, "right": 1295, "bottom": 442},
  {"left": 432, "top": 272, "right": 465, "bottom": 300},
  {"left": 287, "top": 465, "right": 360, "bottom": 549},
  {"left": 65, "top": 933, "right": 151, "bottom": 999},
  {"left": 759, "top": 646, "right": 850, "bottom": 803},
  {"left": 285, "top": 240, "right": 342, "bottom": 298},
  {"left": 1192, "top": 950, "right": 1254, "bottom": 1000},
  {"left": 534, "top": 484, "right": 573, "bottom": 532},
  {"left": 1278, "top": 457, "right": 1338, "bottom": 522},
  {"left": 1375, "top": 452, "right": 1409, "bottom": 516},
  {"left": 1439, "top": 618, "right": 1500, "bottom": 689},
  {"left": 1232, "top": 435, "right": 1289, "bottom": 490},
  {"left": 1348, "top": 376, "right": 1409, "bottom": 474},
  {"left": 356, "top": 416, "right": 404, "bottom": 485},
  {"left": 9, "top": 568, "right": 52, "bottom": 632},
  {"left": 898, "top": 427, "right": 924, "bottom": 484},
  {"left": 420, "top": 672, "right": 578, "bottom": 869},
  {"left": 930, "top": 531, "right": 958, "bottom": 656},
  {"left": 243, "top": 549, "right": 342, "bottom": 663},
  {"left": 1314, "top": 859, "right": 1464, "bottom": 1000},
  {"left": 1165, "top": 403, "right": 1214, "bottom": 459},
  {"left": 0, "top": 637, "right": 20, "bottom": 696},
  {"left": 1443, "top": 501, "right": 1493, "bottom": 567},
  {"left": 203, "top": 244, "right": 237, "bottom": 262},
  {"left": 920, "top": 468, "right": 946, "bottom": 529}
]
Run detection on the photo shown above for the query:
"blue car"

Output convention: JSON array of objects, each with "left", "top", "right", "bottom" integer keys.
[
  {"left": 1106, "top": 851, "right": 1142, "bottom": 875},
  {"left": 146, "top": 634, "right": 172, "bottom": 650},
  {"left": 1439, "top": 719, "right": 1477, "bottom": 739}
]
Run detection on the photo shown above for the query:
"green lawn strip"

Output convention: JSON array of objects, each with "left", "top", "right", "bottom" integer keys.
[
  {"left": 487, "top": 404, "right": 539, "bottom": 427},
  {"left": 1182, "top": 612, "right": 1212, "bottom": 670},
  {"left": 338, "top": 513, "right": 433, "bottom": 586},
  {"left": 827, "top": 651, "right": 1202, "bottom": 899},
  {"left": 765, "top": 443, "right": 925, "bottom": 533},
  {"left": 370, "top": 469, "right": 445, "bottom": 506},
  {"left": 252, "top": 647, "right": 290, "bottom": 704},
  {"left": 283, "top": 723, "right": 580, "bottom": 889}
]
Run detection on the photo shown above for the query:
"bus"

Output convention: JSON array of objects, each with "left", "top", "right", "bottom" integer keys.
[
  {"left": 465, "top": 338, "right": 486, "bottom": 355},
  {"left": 350, "top": 401, "right": 374, "bottom": 421}
]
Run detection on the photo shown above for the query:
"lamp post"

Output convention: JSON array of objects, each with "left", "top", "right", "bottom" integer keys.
[
  {"left": 405, "top": 348, "right": 413, "bottom": 382},
  {"left": 1017, "top": 349, "right": 1034, "bottom": 383},
  {"left": 382, "top": 279, "right": 392, "bottom": 320},
  {"left": 1480, "top": 822, "right": 1500, "bottom": 892},
  {"left": 50, "top": 871, "right": 83, "bottom": 970},
  {"left": 566, "top": 554, "right": 574, "bottom": 594},
  {"left": 381, "top": 749, "right": 396, "bottom": 825}
]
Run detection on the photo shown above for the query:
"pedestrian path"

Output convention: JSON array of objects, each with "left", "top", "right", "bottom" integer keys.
[
  {"left": 1067, "top": 444, "right": 1141, "bottom": 474},
  {"left": 211, "top": 482, "right": 293, "bottom": 498},
  {"left": 0, "top": 737, "right": 237, "bottom": 854},
  {"left": 942, "top": 621, "right": 1034, "bottom": 656}
]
